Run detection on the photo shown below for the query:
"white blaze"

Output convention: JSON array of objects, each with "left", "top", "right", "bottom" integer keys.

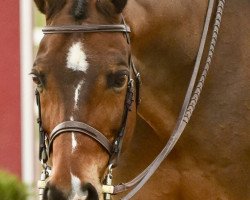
[
  {"left": 68, "top": 42, "right": 88, "bottom": 153},
  {"left": 70, "top": 173, "right": 88, "bottom": 200},
  {"left": 71, "top": 79, "right": 84, "bottom": 153},
  {"left": 67, "top": 42, "right": 89, "bottom": 72},
  {"left": 67, "top": 42, "right": 93, "bottom": 199},
  {"left": 74, "top": 80, "right": 84, "bottom": 110},
  {"left": 72, "top": 133, "right": 77, "bottom": 152}
]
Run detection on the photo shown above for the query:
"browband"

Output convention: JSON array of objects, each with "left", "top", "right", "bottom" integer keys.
[{"left": 42, "top": 24, "right": 131, "bottom": 34}]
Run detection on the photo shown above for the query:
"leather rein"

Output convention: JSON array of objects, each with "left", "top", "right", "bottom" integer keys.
[{"left": 36, "top": 0, "right": 226, "bottom": 199}]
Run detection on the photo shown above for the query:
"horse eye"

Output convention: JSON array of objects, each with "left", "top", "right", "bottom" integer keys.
[
  {"left": 32, "top": 75, "right": 42, "bottom": 85},
  {"left": 107, "top": 71, "right": 129, "bottom": 89},
  {"left": 114, "top": 73, "right": 128, "bottom": 88},
  {"left": 30, "top": 73, "right": 44, "bottom": 91}
]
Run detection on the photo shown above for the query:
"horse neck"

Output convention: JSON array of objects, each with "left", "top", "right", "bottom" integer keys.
[{"left": 124, "top": 0, "right": 209, "bottom": 138}]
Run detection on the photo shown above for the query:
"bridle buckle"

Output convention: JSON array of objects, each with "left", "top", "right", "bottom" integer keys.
[
  {"left": 103, "top": 164, "right": 114, "bottom": 200},
  {"left": 37, "top": 164, "right": 51, "bottom": 200}
]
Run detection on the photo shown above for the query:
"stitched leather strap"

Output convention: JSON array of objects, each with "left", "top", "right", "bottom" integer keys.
[
  {"left": 49, "top": 121, "right": 113, "bottom": 155},
  {"left": 110, "top": 0, "right": 226, "bottom": 199},
  {"left": 42, "top": 24, "right": 131, "bottom": 34}
]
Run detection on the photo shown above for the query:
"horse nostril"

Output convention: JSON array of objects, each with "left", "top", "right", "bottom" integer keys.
[
  {"left": 43, "top": 183, "right": 67, "bottom": 200},
  {"left": 82, "top": 183, "right": 99, "bottom": 200},
  {"left": 43, "top": 182, "right": 99, "bottom": 200}
]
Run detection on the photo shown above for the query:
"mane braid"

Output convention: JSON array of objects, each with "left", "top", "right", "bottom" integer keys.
[{"left": 72, "top": 0, "right": 89, "bottom": 20}]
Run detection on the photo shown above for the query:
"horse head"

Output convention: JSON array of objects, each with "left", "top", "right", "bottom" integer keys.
[{"left": 33, "top": 0, "right": 137, "bottom": 199}]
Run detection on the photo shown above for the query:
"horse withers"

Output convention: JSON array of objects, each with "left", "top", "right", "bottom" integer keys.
[{"left": 33, "top": 0, "right": 250, "bottom": 200}]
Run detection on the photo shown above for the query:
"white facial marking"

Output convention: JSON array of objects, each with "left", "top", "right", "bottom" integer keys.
[
  {"left": 67, "top": 42, "right": 89, "bottom": 72},
  {"left": 70, "top": 116, "right": 74, "bottom": 121},
  {"left": 70, "top": 173, "right": 88, "bottom": 200},
  {"left": 71, "top": 173, "right": 81, "bottom": 193},
  {"left": 72, "top": 133, "right": 77, "bottom": 152},
  {"left": 74, "top": 80, "right": 84, "bottom": 110}
]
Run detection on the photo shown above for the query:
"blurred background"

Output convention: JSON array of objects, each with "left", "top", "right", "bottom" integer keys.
[{"left": 0, "top": 0, "right": 45, "bottom": 199}]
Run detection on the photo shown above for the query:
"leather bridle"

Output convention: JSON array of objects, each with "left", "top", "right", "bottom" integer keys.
[
  {"left": 36, "top": 17, "right": 142, "bottom": 200},
  {"left": 37, "top": 20, "right": 141, "bottom": 162},
  {"left": 36, "top": 0, "right": 226, "bottom": 199}
]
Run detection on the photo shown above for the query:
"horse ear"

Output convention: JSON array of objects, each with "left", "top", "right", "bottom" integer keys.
[
  {"left": 34, "top": 0, "right": 46, "bottom": 14},
  {"left": 111, "top": 0, "right": 128, "bottom": 13}
]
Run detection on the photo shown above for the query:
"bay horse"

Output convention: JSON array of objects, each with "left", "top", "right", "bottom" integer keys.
[{"left": 33, "top": 0, "right": 250, "bottom": 199}]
